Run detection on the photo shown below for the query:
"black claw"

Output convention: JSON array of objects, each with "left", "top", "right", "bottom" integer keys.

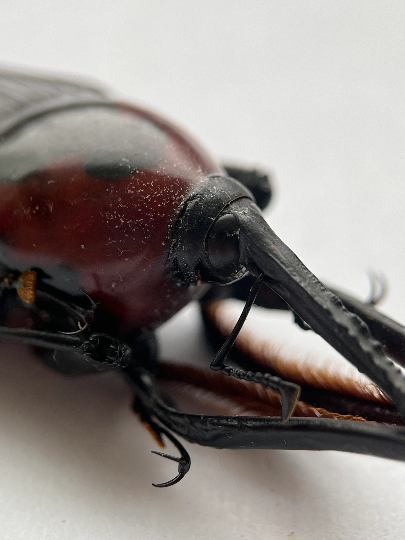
[
  {"left": 280, "top": 383, "right": 301, "bottom": 422},
  {"left": 151, "top": 426, "right": 191, "bottom": 488},
  {"left": 209, "top": 272, "right": 301, "bottom": 422}
]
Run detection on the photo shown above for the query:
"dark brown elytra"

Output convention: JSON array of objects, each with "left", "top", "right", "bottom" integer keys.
[{"left": 1, "top": 69, "right": 405, "bottom": 487}]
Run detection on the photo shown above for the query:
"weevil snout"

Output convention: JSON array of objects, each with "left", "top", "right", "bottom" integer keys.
[{"left": 168, "top": 175, "right": 405, "bottom": 420}]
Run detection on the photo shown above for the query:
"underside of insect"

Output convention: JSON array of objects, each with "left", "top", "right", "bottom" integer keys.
[{"left": 0, "top": 69, "right": 405, "bottom": 487}]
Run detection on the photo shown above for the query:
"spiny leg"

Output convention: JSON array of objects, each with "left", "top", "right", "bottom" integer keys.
[
  {"left": 209, "top": 274, "right": 300, "bottom": 421},
  {"left": 129, "top": 365, "right": 405, "bottom": 462},
  {"left": 0, "top": 272, "right": 190, "bottom": 486},
  {"left": 0, "top": 325, "right": 189, "bottom": 486},
  {"left": 132, "top": 388, "right": 191, "bottom": 487}
]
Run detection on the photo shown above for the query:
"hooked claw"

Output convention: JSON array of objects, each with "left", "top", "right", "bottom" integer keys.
[
  {"left": 210, "top": 273, "right": 301, "bottom": 421},
  {"left": 366, "top": 272, "right": 387, "bottom": 306},
  {"left": 151, "top": 426, "right": 191, "bottom": 488}
]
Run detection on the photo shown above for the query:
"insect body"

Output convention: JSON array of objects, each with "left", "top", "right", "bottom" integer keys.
[{"left": 1, "top": 70, "right": 405, "bottom": 486}]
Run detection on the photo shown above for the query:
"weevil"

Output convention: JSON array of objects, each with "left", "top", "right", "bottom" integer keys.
[{"left": 0, "top": 69, "right": 405, "bottom": 487}]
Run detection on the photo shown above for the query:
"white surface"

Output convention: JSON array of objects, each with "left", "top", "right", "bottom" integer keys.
[{"left": 1, "top": 2, "right": 405, "bottom": 538}]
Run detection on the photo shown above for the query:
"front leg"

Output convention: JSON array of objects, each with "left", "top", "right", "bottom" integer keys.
[
  {"left": 0, "top": 268, "right": 130, "bottom": 371},
  {"left": 0, "top": 325, "right": 132, "bottom": 370},
  {"left": 0, "top": 271, "right": 191, "bottom": 486}
]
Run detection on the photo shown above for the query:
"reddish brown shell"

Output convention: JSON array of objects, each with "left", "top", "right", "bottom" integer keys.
[{"left": 0, "top": 103, "right": 223, "bottom": 332}]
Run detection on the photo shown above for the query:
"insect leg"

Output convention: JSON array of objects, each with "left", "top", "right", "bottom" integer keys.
[
  {"left": 205, "top": 272, "right": 405, "bottom": 368},
  {"left": 128, "top": 365, "right": 405, "bottom": 463},
  {"left": 209, "top": 274, "right": 300, "bottom": 421},
  {"left": 135, "top": 399, "right": 191, "bottom": 488},
  {"left": 0, "top": 326, "right": 132, "bottom": 369},
  {"left": 127, "top": 370, "right": 191, "bottom": 487}
]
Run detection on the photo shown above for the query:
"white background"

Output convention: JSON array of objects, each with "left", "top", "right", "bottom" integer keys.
[{"left": 0, "top": 1, "right": 405, "bottom": 538}]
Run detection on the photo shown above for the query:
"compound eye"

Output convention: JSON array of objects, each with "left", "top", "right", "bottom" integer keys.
[{"left": 201, "top": 213, "right": 246, "bottom": 283}]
